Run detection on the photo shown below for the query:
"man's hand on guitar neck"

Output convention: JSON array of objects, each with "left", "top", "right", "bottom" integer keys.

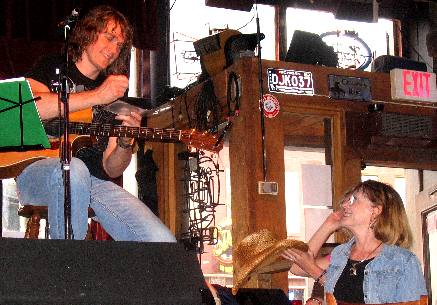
[
  {"left": 114, "top": 110, "right": 143, "bottom": 149},
  {"left": 102, "top": 110, "right": 142, "bottom": 178}
]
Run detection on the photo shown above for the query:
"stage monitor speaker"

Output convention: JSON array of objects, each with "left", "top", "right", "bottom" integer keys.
[
  {"left": 371, "top": 55, "right": 427, "bottom": 73},
  {"left": 285, "top": 30, "right": 338, "bottom": 67},
  {"left": 0, "top": 238, "right": 206, "bottom": 305}
]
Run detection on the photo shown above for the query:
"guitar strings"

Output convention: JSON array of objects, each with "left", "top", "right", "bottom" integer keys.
[{"left": 43, "top": 121, "right": 218, "bottom": 149}]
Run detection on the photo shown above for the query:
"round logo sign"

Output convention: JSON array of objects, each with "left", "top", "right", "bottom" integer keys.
[
  {"left": 262, "top": 94, "right": 280, "bottom": 118},
  {"left": 320, "top": 30, "right": 372, "bottom": 71}
]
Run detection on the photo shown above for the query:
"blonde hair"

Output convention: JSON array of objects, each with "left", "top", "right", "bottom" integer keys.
[{"left": 351, "top": 180, "right": 413, "bottom": 249}]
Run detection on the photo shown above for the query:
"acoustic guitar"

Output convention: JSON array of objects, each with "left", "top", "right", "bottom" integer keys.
[{"left": 0, "top": 120, "right": 222, "bottom": 179}]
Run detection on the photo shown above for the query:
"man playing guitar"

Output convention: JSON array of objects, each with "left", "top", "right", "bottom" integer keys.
[{"left": 15, "top": 5, "right": 176, "bottom": 242}]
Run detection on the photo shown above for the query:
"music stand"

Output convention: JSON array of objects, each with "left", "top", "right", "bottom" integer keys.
[{"left": 0, "top": 78, "right": 50, "bottom": 151}]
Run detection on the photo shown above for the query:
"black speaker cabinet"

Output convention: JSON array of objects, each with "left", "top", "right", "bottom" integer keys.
[
  {"left": 0, "top": 238, "right": 206, "bottom": 305},
  {"left": 371, "top": 55, "right": 427, "bottom": 73},
  {"left": 285, "top": 30, "right": 337, "bottom": 67}
]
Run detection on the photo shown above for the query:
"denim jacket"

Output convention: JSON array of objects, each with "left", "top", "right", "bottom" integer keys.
[{"left": 324, "top": 238, "right": 427, "bottom": 304}]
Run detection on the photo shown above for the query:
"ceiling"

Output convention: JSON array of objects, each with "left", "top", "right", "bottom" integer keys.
[{"left": 205, "top": 0, "right": 432, "bottom": 21}]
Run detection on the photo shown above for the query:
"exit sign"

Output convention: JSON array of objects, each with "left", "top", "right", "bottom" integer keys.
[{"left": 390, "top": 68, "right": 437, "bottom": 102}]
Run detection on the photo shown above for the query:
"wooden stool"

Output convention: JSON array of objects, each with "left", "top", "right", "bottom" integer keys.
[{"left": 17, "top": 205, "right": 113, "bottom": 240}]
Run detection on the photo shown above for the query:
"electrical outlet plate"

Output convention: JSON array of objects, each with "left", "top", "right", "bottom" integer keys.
[{"left": 258, "top": 181, "right": 278, "bottom": 195}]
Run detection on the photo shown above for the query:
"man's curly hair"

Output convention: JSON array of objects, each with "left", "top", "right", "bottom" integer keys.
[{"left": 67, "top": 5, "right": 133, "bottom": 76}]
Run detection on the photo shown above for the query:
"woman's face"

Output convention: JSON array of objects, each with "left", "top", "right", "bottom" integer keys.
[{"left": 341, "top": 191, "right": 376, "bottom": 230}]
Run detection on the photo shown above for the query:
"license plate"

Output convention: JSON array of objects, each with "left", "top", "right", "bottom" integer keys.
[{"left": 267, "top": 68, "right": 314, "bottom": 95}]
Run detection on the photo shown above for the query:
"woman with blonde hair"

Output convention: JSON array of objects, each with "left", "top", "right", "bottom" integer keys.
[{"left": 283, "top": 180, "right": 427, "bottom": 304}]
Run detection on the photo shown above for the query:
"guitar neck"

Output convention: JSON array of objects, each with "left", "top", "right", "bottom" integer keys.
[
  {"left": 46, "top": 121, "right": 185, "bottom": 143},
  {"left": 43, "top": 121, "right": 223, "bottom": 153}
]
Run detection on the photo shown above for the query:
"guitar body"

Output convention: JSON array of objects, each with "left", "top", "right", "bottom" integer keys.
[
  {"left": 0, "top": 107, "right": 93, "bottom": 179},
  {"left": 0, "top": 135, "right": 91, "bottom": 179},
  {"left": 69, "top": 108, "right": 93, "bottom": 123}
]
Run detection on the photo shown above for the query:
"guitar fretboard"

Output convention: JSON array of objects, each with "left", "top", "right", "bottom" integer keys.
[{"left": 43, "top": 120, "right": 221, "bottom": 152}]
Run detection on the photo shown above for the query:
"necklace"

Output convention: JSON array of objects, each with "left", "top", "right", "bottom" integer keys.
[{"left": 349, "top": 242, "right": 383, "bottom": 276}]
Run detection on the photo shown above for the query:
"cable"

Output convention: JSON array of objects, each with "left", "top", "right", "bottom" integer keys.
[
  {"left": 237, "top": 12, "right": 255, "bottom": 32},
  {"left": 410, "top": 46, "right": 433, "bottom": 70},
  {"left": 170, "top": 0, "right": 177, "bottom": 11}
]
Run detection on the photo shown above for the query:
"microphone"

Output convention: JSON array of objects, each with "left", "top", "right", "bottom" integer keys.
[{"left": 58, "top": 8, "right": 80, "bottom": 28}]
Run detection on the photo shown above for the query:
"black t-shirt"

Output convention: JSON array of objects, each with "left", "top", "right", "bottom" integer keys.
[
  {"left": 333, "top": 258, "right": 374, "bottom": 303},
  {"left": 27, "top": 54, "right": 118, "bottom": 180}
]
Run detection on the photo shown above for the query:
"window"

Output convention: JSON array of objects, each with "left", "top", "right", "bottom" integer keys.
[
  {"left": 286, "top": 8, "right": 394, "bottom": 71},
  {"left": 2, "top": 179, "right": 26, "bottom": 238},
  {"left": 284, "top": 146, "right": 331, "bottom": 302},
  {"left": 361, "top": 165, "right": 406, "bottom": 204},
  {"left": 170, "top": 0, "right": 275, "bottom": 88}
]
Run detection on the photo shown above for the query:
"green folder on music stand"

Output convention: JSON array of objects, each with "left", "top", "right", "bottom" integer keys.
[{"left": 0, "top": 77, "right": 50, "bottom": 151}]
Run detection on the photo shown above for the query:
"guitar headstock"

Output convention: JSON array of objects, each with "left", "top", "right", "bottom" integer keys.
[{"left": 180, "top": 129, "right": 223, "bottom": 153}]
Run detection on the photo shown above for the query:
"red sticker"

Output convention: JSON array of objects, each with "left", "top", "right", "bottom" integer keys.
[{"left": 262, "top": 94, "right": 280, "bottom": 118}]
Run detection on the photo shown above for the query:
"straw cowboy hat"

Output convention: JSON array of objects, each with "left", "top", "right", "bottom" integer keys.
[{"left": 232, "top": 229, "right": 308, "bottom": 294}]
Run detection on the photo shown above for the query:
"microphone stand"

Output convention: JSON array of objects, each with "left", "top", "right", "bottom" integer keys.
[
  {"left": 58, "top": 21, "right": 74, "bottom": 239},
  {"left": 255, "top": 3, "right": 268, "bottom": 182}
]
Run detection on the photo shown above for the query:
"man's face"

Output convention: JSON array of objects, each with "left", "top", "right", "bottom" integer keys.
[{"left": 82, "top": 19, "right": 125, "bottom": 72}]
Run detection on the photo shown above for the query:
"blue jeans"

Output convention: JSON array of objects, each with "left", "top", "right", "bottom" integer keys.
[{"left": 16, "top": 157, "right": 176, "bottom": 242}]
